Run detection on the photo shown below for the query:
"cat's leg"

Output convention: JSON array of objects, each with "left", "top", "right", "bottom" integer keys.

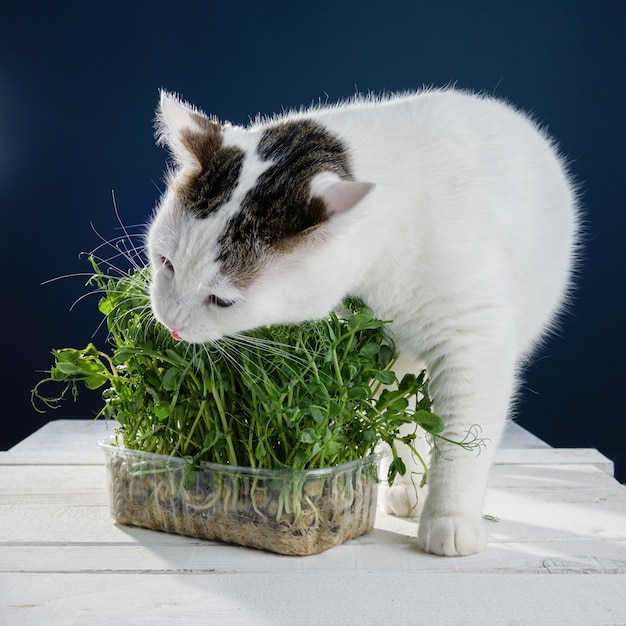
[{"left": 416, "top": 325, "right": 517, "bottom": 556}]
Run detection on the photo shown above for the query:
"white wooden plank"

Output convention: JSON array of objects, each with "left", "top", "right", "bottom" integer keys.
[
  {"left": 2, "top": 538, "right": 626, "bottom": 575},
  {"left": 0, "top": 451, "right": 102, "bottom": 466},
  {"left": 7, "top": 419, "right": 118, "bottom": 453},
  {"left": 494, "top": 447, "right": 615, "bottom": 475},
  {"left": 541, "top": 556, "right": 626, "bottom": 574},
  {"left": 2, "top": 572, "right": 626, "bottom": 626},
  {"left": 0, "top": 506, "right": 117, "bottom": 544},
  {"left": 0, "top": 465, "right": 106, "bottom": 497},
  {"left": 500, "top": 420, "right": 552, "bottom": 449}
]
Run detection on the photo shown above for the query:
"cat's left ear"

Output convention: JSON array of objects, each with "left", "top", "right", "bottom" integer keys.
[
  {"left": 310, "top": 172, "right": 375, "bottom": 217},
  {"left": 156, "top": 90, "right": 208, "bottom": 169}
]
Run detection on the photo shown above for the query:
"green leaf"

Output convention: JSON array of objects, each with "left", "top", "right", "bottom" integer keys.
[
  {"left": 165, "top": 349, "right": 185, "bottom": 365},
  {"left": 307, "top": 382, "right": 330, "bottom": 403},
  {"left": 414, "top": 410, "right": 444, "bottom": 433},
  {"left": 53, "top": 349, "right": 80, "bottom": 363},
  {"left": 371, "top": 370, "right": 396, "bottom": 385},
  {"left": 214, "top": 435, "right": 228, "bottom": 454},
  {"left": 360, "top": 342, "right": 380, "bottom": 358},
  {"left": 398, "top": 373, "right": 416, "bottom": 391},
  {"left": 113, "top": 347, "right": 140, "bottom": 363},
  {"left": 386, "top": 397, "right": 409, "bottom": 412},
  {"left": 311, "top": 440, "right": 323, "bottom": 456},
  {"left": 388, "top": 456, "right": 407, "bottom": 481},
  {"left": 309, "top": 406, "right": 325, "bottom": 424},
  {"left": 84, "top": 374, "right": 108, "bottom": 390},
  {"left": 343, "top": 363, "right": 359, "bottom": 381},
  {"left": 362, "top": 429, "right": 377, "bottom": 444},
  {"left": 377, "top": 344, "right": 396, "bottom": 369},
  {"left": 328, "top": 401, "right": 341, "bottom": 419},
  {"left": 348, "top": 312, "right": 370, "bottom": 330},
  {"left": 300, "top": 428, "right": 317, "bottom": 444},
  {"left": 347, "top": 385, "right": 371, "bottom": 400},
  {"left": 324, "top": 440, "right": 343, "bottom": 457},
  {"left": 162, "top": 367, "right": 181, "bottom": 391},
  {"left": 98, "top": 297, "right": 113, "bottom": 315},
  {"left": 154, "top": 402, "right": 171, "bottom": 420},
  {"left": 54, "top": 362, "right": 83, "bottom": 376}
]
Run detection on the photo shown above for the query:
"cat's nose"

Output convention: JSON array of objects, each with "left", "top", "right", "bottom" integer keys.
[{"left": 171, "top": 329, "right": 183, "bottom": 341}]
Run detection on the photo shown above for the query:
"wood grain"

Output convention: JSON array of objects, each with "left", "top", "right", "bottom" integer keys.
[{"left": 1, "top": 420, "right": 625, "bottom": 624}]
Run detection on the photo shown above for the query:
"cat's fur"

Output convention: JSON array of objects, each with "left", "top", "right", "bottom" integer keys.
[{"left": 147, "top": 88, "right": 579, "bottom": 556}]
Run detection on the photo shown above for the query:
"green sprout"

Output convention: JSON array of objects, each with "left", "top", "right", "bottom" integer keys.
[{"left": 33, "top": 256, "right": 484, "bottom": 485}]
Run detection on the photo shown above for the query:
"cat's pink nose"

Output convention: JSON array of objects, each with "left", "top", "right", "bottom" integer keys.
[{"left": 171, "top": 330, "right": 182, "bottom": 341}]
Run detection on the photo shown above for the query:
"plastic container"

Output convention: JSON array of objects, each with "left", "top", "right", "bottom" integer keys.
[{"left": 99, "top": 437, "right": 383, "bottom": 556}]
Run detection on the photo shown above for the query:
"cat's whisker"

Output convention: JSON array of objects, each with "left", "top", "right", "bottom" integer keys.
[
  {"left": 211, "top": 339, "right": 249, "bottom": 377},
  {"left": 91, "top": 311, "right": 111, "bottom": 338},
  {"left": 228, "top": 332, "right": 311, "bottom": 371},
  {"left": 96, "top": 305, "right": 155, "bottom": 342},
  {"left": 111, "top": 192, "right": 147, "bottom": 268},
  {"left": 82, "top": 252, "right": 137, "bottom": 280},
  {"left": 89, "top": 217, "right": 147, "bottom": 272},
  {"left": 215, "top": 333, "right": 309, "bottom": 382},
  {"left": 86, "top": 240, "right": 146, "bottom": 273},
  {"left": 192, "top": 342, "right": 229, "bottom": 384},
  {"left": 41, "top": 272, "right": 98, "bottom": 286},
  {"left": 68, "top": 289, "right": 106, "bottom": 312}
]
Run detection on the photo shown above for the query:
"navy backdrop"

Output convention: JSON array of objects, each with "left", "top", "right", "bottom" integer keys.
[{"left": 2, "top": 1, "right": 625, "bottom": 482}]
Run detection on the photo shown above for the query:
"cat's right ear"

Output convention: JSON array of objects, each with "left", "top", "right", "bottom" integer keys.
[
  {"left": 156, "top": 90, "right": 207, "bottom": 169},
  {"left": 310, "top": 172, "right": 375, "bottom": 218}
]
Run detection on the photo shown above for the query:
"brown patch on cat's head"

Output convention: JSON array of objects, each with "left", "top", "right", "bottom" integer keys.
[
  {"left": 217, "top": 119, "right": 353, "bottom": 279},
  {"left": 175, "top": 114, "right": 245, "bottom": 218}
]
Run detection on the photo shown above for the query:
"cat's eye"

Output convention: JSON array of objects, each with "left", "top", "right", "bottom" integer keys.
[
  {"left": 159, "top": 256, "right": 174, "bottom": 273},
  {"left": 205, "top": 294, "right": 234, "bottom": 308}
]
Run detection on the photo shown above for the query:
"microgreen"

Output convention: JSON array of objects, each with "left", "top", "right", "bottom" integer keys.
[{"left": 33, "top": 255, "right": 483, "bottom": 485}]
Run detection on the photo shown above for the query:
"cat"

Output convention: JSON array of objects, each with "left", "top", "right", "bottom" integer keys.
[{"left": 147, "top": 88, "right": 579, "bottom": 556}]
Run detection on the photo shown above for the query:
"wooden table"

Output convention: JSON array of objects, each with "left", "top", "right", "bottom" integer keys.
[{"left": 1, "top": 419, "right": 625, "bottom": 625}]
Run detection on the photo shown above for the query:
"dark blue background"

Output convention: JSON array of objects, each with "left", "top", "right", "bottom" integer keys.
[{"left": 2, "top": 1, "right": 624, "bottom": 482}]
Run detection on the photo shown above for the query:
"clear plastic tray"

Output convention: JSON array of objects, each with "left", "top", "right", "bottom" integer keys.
[{"left": 99, "top": 437, "right": 383, "bottom": 556}]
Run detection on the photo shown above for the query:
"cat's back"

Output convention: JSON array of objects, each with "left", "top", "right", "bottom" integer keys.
[
  {"left": 263, "top": 89, "right": 544, "bottom": 151},
  {"left": 306, "top": 89, "right": 561, "bottom": 177}
]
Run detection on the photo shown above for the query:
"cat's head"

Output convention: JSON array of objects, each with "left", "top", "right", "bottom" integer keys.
[{"left": 147, "top": 91, "right": 374, "bottom": 343}]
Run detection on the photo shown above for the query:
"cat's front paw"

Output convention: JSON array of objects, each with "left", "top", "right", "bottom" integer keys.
[
  {"left": 417, "top": 514, "right": 486, "bottom": 556},
  {"left": 379, "top": 482, "right": 427, "bottom": 518}
]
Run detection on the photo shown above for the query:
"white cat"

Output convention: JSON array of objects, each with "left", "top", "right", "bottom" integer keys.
[{"left": 147, "top": 88, "right": 579, "bottom": 556}]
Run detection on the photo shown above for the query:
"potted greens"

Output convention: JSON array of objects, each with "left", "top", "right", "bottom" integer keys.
[{"left": 34, "top": 256, "right": 476, "bottom": 555}]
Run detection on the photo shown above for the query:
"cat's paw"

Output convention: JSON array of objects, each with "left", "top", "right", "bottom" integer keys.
[
  {"left": 379, "top": 482, "right": 427, "bottom": 518},
  {"left": 417, "top": 514, "right": 486, "bottom": 556}
]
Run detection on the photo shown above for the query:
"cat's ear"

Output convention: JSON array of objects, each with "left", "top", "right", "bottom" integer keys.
[
  {"left": 156, "top": 90, "right": 209, "bottom": 169},
  {"left": 310, "top": 172, "right": 375, "bottom": 217}
]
